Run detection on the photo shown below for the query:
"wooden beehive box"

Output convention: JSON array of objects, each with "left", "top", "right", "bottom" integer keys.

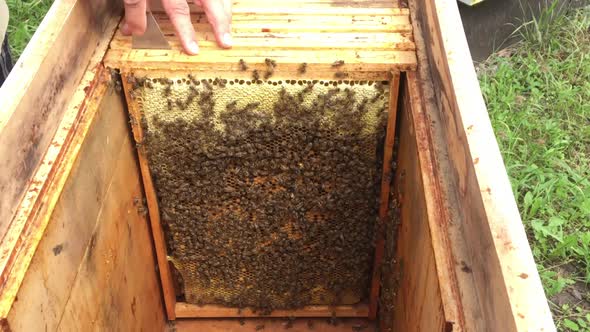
[{"left": 0, "top": 0, "right": 555, "bottom": 331}]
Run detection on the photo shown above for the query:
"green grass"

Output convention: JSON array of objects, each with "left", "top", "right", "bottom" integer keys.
[
  {"left": 6, "top": 0, "right": 54, "bottom": 60},
  {"left": 479, "top": 2, "right": 590, "bottom": 331}
]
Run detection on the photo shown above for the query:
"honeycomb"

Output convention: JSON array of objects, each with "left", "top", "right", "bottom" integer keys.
[{"left": 127, "top": 73, "right": 390, "bottom": 313}]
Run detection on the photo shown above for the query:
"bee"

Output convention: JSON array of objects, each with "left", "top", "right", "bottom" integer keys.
[
  {"left": 298, "top": 62, "right": 307, "bottom": 74},
  {"left": 283, "top": 317, "right": 294, "bottom": 329},
  {"left": 145, "top": 81, "right": 154, "bottom": 89},
  {"left": 175, "top": 99, "right": 187, "bottom": 110},
  {"left": 128, "top": 114, "right": 137, "bottom": 126},
  {"left": 328, "top": 311, "right": 338, "bottom": 326},
  {"left": 370, "top": 93, "right": 381, "bottom": 103},
  {"left": 265, "top": 58, "right": 277, "bottom": 68},
  {"left": 188, "top": 74, "right": 198, "bottom": 85},
  {"left": 226, "top": 100, "right": 238, "bottom": 111},
  {"left": 163, "top": 85, "right": 172, "bottom": 97},
  {"left": 137, "top": 204, "right": 147, "bottom": 216},
  {"left": 255, "top": 324, "right": 265, "bottom": 331},
  {"left": 387, "top": 71, "right": 395, "bottom": 81},
  {"left": 202, "top": 79, "right": 213, "bottom": 91},
  {"left": 126, "top": 75, "right": 136, "bottom": 84},
  {"left": 186, "top": 94, "right": 196, "bottom": 105},
  {"left": 334, "top": 71, "right": 348, "bottom": 79},
  {"left": 239, "top": 59, "right": 248, "bottom": 71},
  {"left": 114, "top": 80, "right": 122, "bottom": 92},
  {"left": 200, "top": 90, "right": 213, "bottom": 103},
  {"left": 374, "top": 81, "right": 385, "bottom": 93},
  {"left": 332, "top": 60, "right": 345, "bottom": 67},
  {"left": 279, "top": 86, "right": 287, "bottom": 97},
  {"left": 252, "top": 69, "right": 260, "bottom": 81},
  {"left": 344, "top": 87, "right": 355, "bottom": 98},
  {"left": 136, "top": 76, "right": 146, "bottom": 86},
  {"left": 302, "top": 83, "right": 314, "bottom": 94},
  {"left": 326, "top": 88, "right": 340, "bottom": 99},
  {"left": 242, "top": 101, "right": 260, "bottom": 112},
  {"left": 167, "top": 98, "right": 174, "bottom": 110},
  {"left": 165, "top": 78, "right": 174, "bottom": 85},
  {"left": 128, "top": 89, "right": 136, "bottom": 100},
  {"left": 264, "top": 68, "right": 273, "bottom": 80}
]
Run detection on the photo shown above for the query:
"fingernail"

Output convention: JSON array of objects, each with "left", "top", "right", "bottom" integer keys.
[
  {"left": 188, "top": 41, "right": 199, "bottom": 54},
  {"left": 222, "top": 33, "right": 233, "bottom": 47},
  {"left": 122, "top": 23, "right": 130, "bottom": 34}
]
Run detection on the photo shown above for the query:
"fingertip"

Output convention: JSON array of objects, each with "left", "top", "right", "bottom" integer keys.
[
  {"left": 187, "top": 41, "right": 200, "bottom": 55},
  {"left": 122, "top": 20, "right": 147, "bottom": 35},
  {"left": 221, "top": 33, "right": 233, "bottom": 48},
  {"left": 121, "top": 23, "right": 131, "bottom": 35}
]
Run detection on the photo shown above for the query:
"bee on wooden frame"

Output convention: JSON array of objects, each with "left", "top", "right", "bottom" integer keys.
[
  {"left": 202, "top": 79, "right": 213, "bottom": 91},
  {"left": 298, "top": 62, "right": 307, "bottom": 74},
  {"left": 265, "top": 58, "right": 277, "bottom": 68},
  {"left": 163, "top": 85, "right": 172, "bottom": 97},
  {"left": 334, "top": 71, "right": 348, "bottom": 79},
  {"left": 188, "top": 74, "right": 199, "bottom": 85},
  {"left": 332, "top": 60, "right": 345, "bottom": 67},
  {"left": 239, "top": 59, "right": 248, "bottom": 71}
]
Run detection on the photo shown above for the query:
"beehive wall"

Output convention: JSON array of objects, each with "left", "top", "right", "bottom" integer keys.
[{"left": 127, "top": 74, "right": 390, "bottom": 312}]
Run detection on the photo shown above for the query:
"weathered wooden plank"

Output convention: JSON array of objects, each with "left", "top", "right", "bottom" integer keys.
[
  {"left": 410, "top": 0, "right": 555, "bottom": 330},
  {"left": 405, "top": 5, "right": 474, "bottom": 330},
  {"left": 154, "top": 31, "right": 414, "bottom": 50},
  {"left": 152, "top": 12, "right": 412, "bottom": 31},
  {"left": 174, "top": 317, "right": 374, "bottom": 332},
  {"left": 0, "top": 10, "right": 119, "bottom": 323},
  {"left": 4, "top": 76, "right": 129, "bottom": 331},
  {"left": 229, "top": 0, "right": 399, "bottom": 8},
  {"left": 149, "top": 0, "right": 406, "bottom": 13},
  {"left": 57, "top": 134, "right": 165, "bottom": 332},
  {"left": 0, "top": 10, "right": 120, "bottom": 319},
  {"left": 175, "top": 303, "right": 368, "bottom": 318},
  {"left": 105, "top": 52, "right": 416, "bottom": 80},
  {"left": 105, "top": 5, "right": 416, "bottom": 74},
  {"left": 0, "top": 0, "right": 121, "bottom": 237},
  {"left": 389, "top": 83, "right": 445, "bottom": 332},
  {"left": 2, "top": 63, "right": 166, "bottom": 331}
]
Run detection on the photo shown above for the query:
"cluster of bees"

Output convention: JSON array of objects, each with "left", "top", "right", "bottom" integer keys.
[
  {"left": 127, "top": 65, "right": 390, "bottom": 312},
  {"left": 378, "top": 196, "right": 401, "bottom": 332}
]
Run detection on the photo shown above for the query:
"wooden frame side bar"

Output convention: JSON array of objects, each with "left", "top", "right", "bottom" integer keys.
[
  {"left": 121, "top": 73, "right": 177, "bottom": 320},
  {"left": 367, "top": 71, "right": 401, "bottom": 320}
]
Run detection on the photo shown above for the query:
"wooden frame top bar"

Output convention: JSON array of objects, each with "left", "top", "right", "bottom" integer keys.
[{"left": 104, "top": 1, "right": 416, "bottom": 75}]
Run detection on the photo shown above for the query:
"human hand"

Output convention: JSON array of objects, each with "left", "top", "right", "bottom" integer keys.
[{"left": 121, "top": 0, "right": 233, "bottom": 55}]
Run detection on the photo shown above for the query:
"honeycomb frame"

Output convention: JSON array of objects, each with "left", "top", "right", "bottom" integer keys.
[{"left": 121, "top": 69, "right": 401, "bottom": 318}]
